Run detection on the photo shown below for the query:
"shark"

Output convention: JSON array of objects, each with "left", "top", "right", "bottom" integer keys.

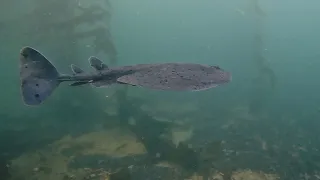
[{"left": 19, "top": 46, "right": 231, "bottom": 106}]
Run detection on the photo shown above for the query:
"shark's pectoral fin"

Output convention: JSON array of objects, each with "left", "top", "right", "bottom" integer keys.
[{"left": 117, "top": 75, "right": 139, "bottom": 86}]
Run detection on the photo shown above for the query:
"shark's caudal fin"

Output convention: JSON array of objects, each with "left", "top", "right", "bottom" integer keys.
[{"left": 19, "top": 47, "right": 61, "bottom": 106}]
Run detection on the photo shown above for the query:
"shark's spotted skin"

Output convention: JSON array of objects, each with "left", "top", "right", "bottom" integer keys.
[
  {"left": 117, "top": 63, "right": 230, "bottom": 91},
  {"left": 18, "top": 46, "right": 232, "bottom": 106}
]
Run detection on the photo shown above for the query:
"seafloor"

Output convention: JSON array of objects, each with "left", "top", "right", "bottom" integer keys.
[
  {"left": 7, "top": 129, "right": 279, "bottom": 180},
  {"left": 3, "top": 90, "right": 312, "bottom": 180}
]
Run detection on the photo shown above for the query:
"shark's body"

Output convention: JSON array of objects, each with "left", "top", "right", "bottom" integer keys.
[{"left": 19, "top": 47, "right": 231, "bottom": 106}]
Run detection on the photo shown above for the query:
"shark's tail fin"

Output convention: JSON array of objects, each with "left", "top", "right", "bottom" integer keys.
[{"left": 19, "top": 47, "right": 61, "bottom": 106}]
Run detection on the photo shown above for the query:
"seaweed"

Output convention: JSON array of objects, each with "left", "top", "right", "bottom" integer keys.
[
  {"left": 249, "top": 0, "right": 277, "bottom": 114},
  {"left": 108, "top": 87, "right": 201, "bottom": 172},
  {"left": 0, "top": 156, "right": 10, "bottom": 180}
]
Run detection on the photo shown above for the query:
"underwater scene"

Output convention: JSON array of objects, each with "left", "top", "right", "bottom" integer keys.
[{"left": 1, "top": 0, "right": 320, "bottom": 179}]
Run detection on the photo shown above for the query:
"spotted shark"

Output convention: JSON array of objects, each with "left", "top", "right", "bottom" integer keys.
[{"left": 19, "top": 46, "right": 231, "bottom": 106}]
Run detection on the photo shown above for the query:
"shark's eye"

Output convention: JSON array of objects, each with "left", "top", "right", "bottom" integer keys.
[{"left": 212, "top": 66, "right": 221, "bottom": 69}]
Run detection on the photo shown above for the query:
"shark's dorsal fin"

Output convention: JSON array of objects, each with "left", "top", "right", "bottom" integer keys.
[
  {"left": 88, "top": 56, "right": 108, "bottom": 71},
  {"left": 70, "top": 64, "right": 84, "bottom": 74}
]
